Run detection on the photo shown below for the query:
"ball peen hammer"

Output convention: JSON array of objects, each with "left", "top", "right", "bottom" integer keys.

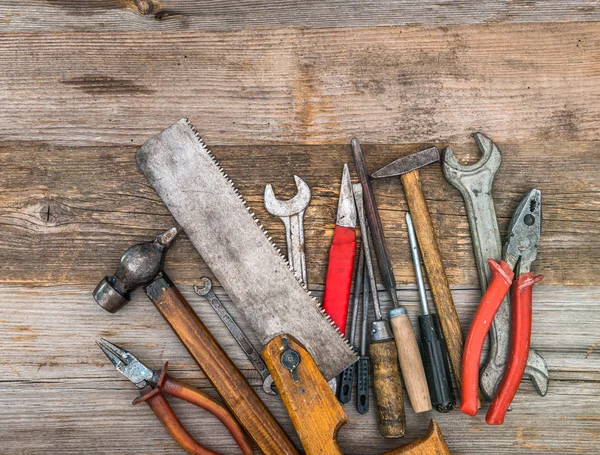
[
  {"left": 372, "top": 147, "right": 464, "bottom": 392},
  {"left": 92, "top": 227, "right": 298, "bottom": 455}
]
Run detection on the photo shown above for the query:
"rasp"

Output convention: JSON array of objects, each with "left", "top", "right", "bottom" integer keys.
[{"left": 136, "top": 119, "right": 356, "bottom": 381}]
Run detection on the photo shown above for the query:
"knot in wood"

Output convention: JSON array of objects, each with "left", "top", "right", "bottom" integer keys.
[{"left": 131, "top": 0, "right": 157, "bottom": 15}]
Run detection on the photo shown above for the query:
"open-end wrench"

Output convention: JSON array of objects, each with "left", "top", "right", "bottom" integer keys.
[
  {"left": 443, "top": 133, "right": 548, "bottom": 399},
  {"left": 194, "top": 278, "right": 276, "bottom": 396},
  {"left": 264, "top": 175, "right": 312, "bottom": 285}
]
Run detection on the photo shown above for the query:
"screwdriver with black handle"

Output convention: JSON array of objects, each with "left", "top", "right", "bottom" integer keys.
[{"left": 406, "top": 213, "right": 456, "bottom": 413}]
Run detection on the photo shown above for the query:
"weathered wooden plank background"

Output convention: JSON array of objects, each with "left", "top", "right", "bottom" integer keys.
[{"left": 1, "top": 2, "right": 599, "bottom": 454}]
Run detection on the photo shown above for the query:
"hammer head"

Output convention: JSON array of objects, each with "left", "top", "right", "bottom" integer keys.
[
  {"left": 93, "top": 227, "right": 180, "bottom": 313},
  {"left": 371, "top": 147, "right": 440, "bottom": 179}
]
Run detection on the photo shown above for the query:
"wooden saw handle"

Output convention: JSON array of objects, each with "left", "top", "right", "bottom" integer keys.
[
  {"left": 382, "top": 420, "right": 451, "bottom": 455},
  {"left": 400, "top": 170, "right": 463, "bottom": 391},
  {"left": 263, "top": 335, "right": 451, "bottom": 455},
  {"left": 263, "top": 334, "right": 346, "bottom": 455},
  {"left": 145, "top": 274, "right": 298, "bottom": 455}
]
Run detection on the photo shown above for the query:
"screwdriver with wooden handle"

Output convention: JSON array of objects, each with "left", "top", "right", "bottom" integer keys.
[
  {"left": 352, "top": 139, "right": 432, "bottom": 414},
  {"left": 353, "top": 183, "right": 406, "bottom": 438},
  {"left": 407, "top": 213, "right": 456, "bottom": 413}
]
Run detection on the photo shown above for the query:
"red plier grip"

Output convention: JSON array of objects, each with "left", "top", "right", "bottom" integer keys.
[
  {"left": 486, "top": 272, "right": 543, "bottom": 424},
  {"left": 322, "top": 225, "right": 357, "bottom": 336},
  {"left": 133, "top": 362, "right": 254, "bottom": 455},
  {"left": 461, "top": 259, "right": 514, "bottom": 416}
]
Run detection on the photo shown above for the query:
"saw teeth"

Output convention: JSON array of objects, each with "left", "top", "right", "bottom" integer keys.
[{"left": 182, "top": 118, "right": 344, "bottom": 326}]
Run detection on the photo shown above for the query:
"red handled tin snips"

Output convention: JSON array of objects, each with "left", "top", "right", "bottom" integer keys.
[
  {"left": 97, "top": 339, "right": 253, "bottom": 455},
  {"left": 461, "top": 189, "right": 544, "bottom": 425}
]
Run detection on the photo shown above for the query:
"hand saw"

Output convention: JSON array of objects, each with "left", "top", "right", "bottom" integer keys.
[
  {"left": 137, "top": 119, "right": 451, "bottom": 455},
  {"left": 137, "top": 119, "right": 356, "bottom": 381}
]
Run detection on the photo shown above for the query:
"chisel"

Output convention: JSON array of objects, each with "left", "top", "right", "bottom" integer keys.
[{"left": 407, "top": 213, "right": 456, "bottom": 413}]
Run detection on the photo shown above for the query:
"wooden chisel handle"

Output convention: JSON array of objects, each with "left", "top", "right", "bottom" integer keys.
[
  {"left": 390, "top": 309, "right": 432, "bottom": 413},
  {"left": 370, "top": 339, "right": 407, "bottom": 438},
  {"left": 145, "top": 274, "right": 298, "bottom": 455},
  {"left": 400, "top": 170, "right": 464, "bottom": 391},
  {"left": 263, "top": 334, "right": 346, "bottom": 455}
]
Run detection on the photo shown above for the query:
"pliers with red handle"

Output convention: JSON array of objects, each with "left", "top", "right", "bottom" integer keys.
[
  {"left": 97, "top": 339, "right": 253, "bottom": 455},
  {"left": 461, "top": 189, "right": 544, "bottom": 425}
]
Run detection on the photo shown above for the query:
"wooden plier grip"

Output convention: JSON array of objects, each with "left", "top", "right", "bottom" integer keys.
[{"left": 133, "top": 362, "right": 254, "bottom": 455}]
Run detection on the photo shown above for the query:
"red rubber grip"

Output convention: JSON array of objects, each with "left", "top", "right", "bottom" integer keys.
[
  {"left": 461, "top": 259, "right": 514, "bottom": 416},
  {"left": 486, "top": 272, "right": 543, "bottom": 425},
  {"left": 322, "top": 225, "right": 357, "bottom": 336}
]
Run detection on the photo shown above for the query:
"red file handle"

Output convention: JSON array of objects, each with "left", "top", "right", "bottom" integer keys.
[
  {"left": 486, "top": 272, "right": 543, "bottom": 425},
  {"left": 322, "top": 225, "right": 357, "bottom": 336},
  {"left": 133, "top": 362, "right": 253, "bottom": 455},
  {"left": 461, "top": 259, "right": 514, "bottom": 416}
]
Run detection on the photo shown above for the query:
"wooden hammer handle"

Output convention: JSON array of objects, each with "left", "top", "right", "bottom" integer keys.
[
  {"left": 263, "top": 334, "right": 346, "bottom": 455},
  {"left": 400, "top": 170, "right": 463, "bottom": 390},
  {"left": 145, "top": 275, "right": 298, "bottom": 455}
]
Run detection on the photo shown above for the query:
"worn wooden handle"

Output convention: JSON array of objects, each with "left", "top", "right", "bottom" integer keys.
[
  {"left": 400, "top": 170, "right": 463, "bottom": 391},
  {"left": 263, "top": 334, "right": 346, "bottom": 455},
  {"left": 370, "top": 339, "right": 407, "bottom": 438},
  {"left": 145, "top": 275, "right": 298, "bottom": 455},
  {"left": 381, "top": 420, "right": 451, "bottom": 455},
  {"left": 390, "top": 311, "right": 432, "bottom": 413}
]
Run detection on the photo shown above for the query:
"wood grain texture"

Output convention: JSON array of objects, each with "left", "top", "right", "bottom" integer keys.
[
  {"left": 390, "top": 312, "right": 432, "bottom": 414},
  {"left": 263, "top": 335, "right": 346, "bottom": 455},
  {"left": 400, "top": 170, "right": 464, "bottom": 393},
  {"left": 1, "top": 284, "right": 599, "bottom": 454},
  {"left": 0, "top": 140, "right": 598, "bottom": 287},
  {"left": 2, "top": 1, "right": 600, "bottom": 32},
  {"left": 382, "top": 421, "right": 450, "bottom": 455},
  {"left": 1, "top": 22, "right": 600, "bottom": 146},
  {"left": 370, "top": 339, "right": 407, "bottom": 438}
]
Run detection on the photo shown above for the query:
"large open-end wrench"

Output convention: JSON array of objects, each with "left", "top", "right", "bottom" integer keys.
[
  {"left": 264, "top": 175, "right": 312, "bottom": 285},
  {"left": 443, "top": 133, "right": 548, "bottom": 399}
]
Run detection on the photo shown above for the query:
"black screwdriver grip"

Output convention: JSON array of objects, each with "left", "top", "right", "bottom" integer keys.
[
  {"left": 419, "top": 313, "right": 456, "bottom": 413},
  {"left": 356, "top": 356, "right": 370, "bottom": 414},
  {"left": 338, "top": 365, "right": 355, "bottom": 404}
]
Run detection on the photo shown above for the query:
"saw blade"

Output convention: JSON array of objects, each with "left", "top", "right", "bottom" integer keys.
[{"left": 137, "top": 119, "right": 357, "bottom": 380}]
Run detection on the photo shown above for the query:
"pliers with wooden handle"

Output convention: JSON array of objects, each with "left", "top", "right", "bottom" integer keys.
[
  {"left": 97, "top": 339, "right": 253, "bottom": 455},
  {"left": 461, "top": 189, "right": 544, "bottom": 425}
]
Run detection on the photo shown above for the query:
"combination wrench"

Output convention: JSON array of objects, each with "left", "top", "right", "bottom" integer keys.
[
  {"left": 264, "top": 175, "right": 311, "bottom": 285},
  {"left": 194, "top": 277, "right": 276, "bottom": 396},
  {"left": 443, "top": 133, "right": 548, "bottom": 399}
]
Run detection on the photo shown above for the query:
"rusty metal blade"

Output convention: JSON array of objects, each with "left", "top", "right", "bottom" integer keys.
[
  {"left": 137, "top": 119, "right": 357, "bottom": 380},
  {"left": 371, "top": 147, "right": 440, "bottom": 178}
]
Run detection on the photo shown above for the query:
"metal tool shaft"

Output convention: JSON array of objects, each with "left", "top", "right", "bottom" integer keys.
[
  {"left": 353, "top": 184, "right": 383, "bottom": 322},
  {"left": 338, "top": 243, "right": 364, "bottom": 404},
  {"left": 407, "top": 213, "right": 429, "bottom": 316},
  {"left": 351, "top": 138, "right": 399, "bottom": 307}
]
